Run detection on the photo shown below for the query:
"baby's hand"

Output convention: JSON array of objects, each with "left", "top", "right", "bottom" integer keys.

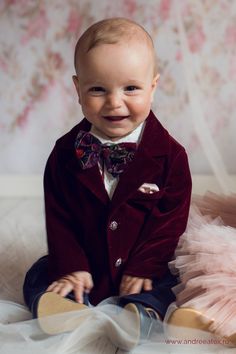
[
  {"left": 119, "top": 275, "right": 152, "bottom": 296},
  {"left": 47, "top": 271, "right": 93, "bottom": 304}
]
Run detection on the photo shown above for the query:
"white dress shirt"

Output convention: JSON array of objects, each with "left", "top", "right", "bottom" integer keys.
[{"left": 90, "top": 122, "right": 145, "bottom": 199}]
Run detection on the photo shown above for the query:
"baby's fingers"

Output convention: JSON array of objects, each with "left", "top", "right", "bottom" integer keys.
[
  {"left": 143, "top": 278, "right": 153, "bottom": 291},
  {"left": 127, "top": 279, "right": 143, "bottom": 295},
  {"left": 59, "top": 282, "right": 74, "bottom": 297},
  {"left": 47, "top": 281, "right": 58, "bottom": 292},
  {"left": 83, "top": 275, "right": 94, "bottom": 293},
  {"left": 46, "top": 280, "right": 73, "bottom": 297},
  {"left": 74, "top": 280, "right": 86, "bottom": 303}
]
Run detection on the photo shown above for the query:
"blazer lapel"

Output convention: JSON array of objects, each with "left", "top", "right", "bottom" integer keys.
[
  {"left": 67, "top": 156, "right": 110, "bottom": 205},
  {"left": 60, "top": 118, "right": 110, "bottom": 205}
]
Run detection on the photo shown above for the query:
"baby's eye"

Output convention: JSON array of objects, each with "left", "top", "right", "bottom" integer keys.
[
  {"left": 88, "top": 87, "right": 106, "bottom": 94},
  {"left": 125, "top": 86, "right": 139, "bottom": 92}
]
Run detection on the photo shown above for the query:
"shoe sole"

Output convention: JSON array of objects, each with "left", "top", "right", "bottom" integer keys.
[
  {"left": 166, "top": 307, "right": 236, "bottom": 346},
  {"left": 167, "top": 307, "right": 213, "bottom": 332},
  {"left": 37, "top": 292, "right": 88, "bottom": 335}
]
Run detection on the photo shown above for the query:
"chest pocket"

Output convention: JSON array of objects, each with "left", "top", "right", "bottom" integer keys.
[{"left": 127, "top": 188, "right": 165, "bottom": 212}]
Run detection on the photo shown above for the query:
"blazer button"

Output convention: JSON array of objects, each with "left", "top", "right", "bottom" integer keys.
[
  {"left": 109, "top": 221, "right": 118, "bottom": 231},
  {"left": 115, "top": 258, "right": 122, "bottom": 267}
]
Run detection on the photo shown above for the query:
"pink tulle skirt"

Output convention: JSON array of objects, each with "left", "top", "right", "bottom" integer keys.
[{"left": 169, "top": 193, "right": 236, "bottom": 338}]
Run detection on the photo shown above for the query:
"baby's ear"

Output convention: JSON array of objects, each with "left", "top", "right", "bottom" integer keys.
[
  {"left": 152, "top": 73, "right": 160, "bottom": 89},
  {"left": 72, "top": 75, "right": 81, "bottom": 104},
  {"left": 151, "top": 73, "right": 160, "bottom": 102}
]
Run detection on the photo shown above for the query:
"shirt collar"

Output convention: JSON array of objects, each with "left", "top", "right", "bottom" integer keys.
[{"left": 90, "top": 121, "right": 145, "bottom": 145}]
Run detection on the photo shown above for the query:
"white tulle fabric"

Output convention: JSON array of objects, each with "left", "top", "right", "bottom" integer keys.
[
  {"left": 169, "top": 193, "right": 236, "bottom": 339},
  {"left": 0, "top": 300, "right": 234, "bottom": 354}
]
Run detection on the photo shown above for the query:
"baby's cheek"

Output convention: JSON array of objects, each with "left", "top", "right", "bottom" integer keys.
[{"left": 128, "top": 97, "right": 152, "bottom": 117}]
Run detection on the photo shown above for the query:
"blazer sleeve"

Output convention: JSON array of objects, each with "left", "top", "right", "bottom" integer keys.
[
  {"left": 123, "top": 149, "right": 192, "bottom": 279},
  {"left": 44, "top": 147, "right": 91, "bottom": 281}
]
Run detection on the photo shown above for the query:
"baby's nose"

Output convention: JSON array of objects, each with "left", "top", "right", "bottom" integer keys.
[{"left": 105, "top": 93, "right": 122, "bottom": 109}]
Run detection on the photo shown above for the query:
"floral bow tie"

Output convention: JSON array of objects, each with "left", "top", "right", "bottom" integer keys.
[{"left": 75, "top": 131, "right": 137, "bottom": 177}]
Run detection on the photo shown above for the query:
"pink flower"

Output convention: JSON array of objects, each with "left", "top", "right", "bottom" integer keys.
[
  {"left": 175, "top": 50, "right": 182, "bottom": 61},
  {"left": 5, "top": 0, "right": 17, "bottom": 4},
  {"left": 21, "top": 8, "right": 50, "bottom": 44},
  {"left": 16, "top": 104, "right": 32, "bottom": 129},
  {"left": 159, "top": 0, "right": 171, "bottom": 21},
  {"left": 47, "top": 52, "right": 64, "bottom": 71},
  {"left": 5, "top": 0, "right": 30, "bottom": 6},
  {"left": 66, "top": 9, "right": 82, "bottom": 34},
  {"left": 124, "top": 0, "right": 137, "bottom": 16},
  {"left": 181, "top": 3, "right": 193, "bottom": 18},
  {"left": 188, "top": 25, "right": 205, "bottom": 53},
  {"left": 229, "top": 53, "right": 236, "bottom": 79},
  {"left": 0, "top": 57, "right": 8, "bottom": 72},
  {"left": 225, "top": 25, "right": 236, "bottom": 46}
]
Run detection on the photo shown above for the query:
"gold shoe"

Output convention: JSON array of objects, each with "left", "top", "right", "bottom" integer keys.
[
  {"left": 37, "top": 292, "right": 88, "bottom": 334},
  {"left": 166, "top": 307, "right": 213, "bottom": 333},
  {"left": 166, "top": 307, "right": 236, "bottom": 346}
]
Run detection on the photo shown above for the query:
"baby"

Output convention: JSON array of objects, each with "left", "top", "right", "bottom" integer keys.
[{"left": 23, "top": 17, "right": 192, "bottom": 348}]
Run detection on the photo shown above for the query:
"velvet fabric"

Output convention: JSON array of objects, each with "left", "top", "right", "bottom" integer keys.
[{"left": 44, "top": 110, "right": 192, "bottom": 305}]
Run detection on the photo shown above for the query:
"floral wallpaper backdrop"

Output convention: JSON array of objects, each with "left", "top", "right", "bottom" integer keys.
[{"left": 0, "top": 0, "right": 236, "bottom": 190}]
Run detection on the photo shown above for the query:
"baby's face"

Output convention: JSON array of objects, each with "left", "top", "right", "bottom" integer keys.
[{"left": 73, "top": 41, "right": 159, "bottom": 140}]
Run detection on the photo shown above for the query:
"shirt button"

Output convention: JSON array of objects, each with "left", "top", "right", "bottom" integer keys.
[
  {"left": 115, "top": 258, "right": 122, "bottom": 267},
  {"left": 109, "top": 221, "right": 118, "bottom": 231}
]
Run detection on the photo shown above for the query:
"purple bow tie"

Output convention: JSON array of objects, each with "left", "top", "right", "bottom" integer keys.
[{"left": 75, "top": 131, "right": 137, "bottom": 177}]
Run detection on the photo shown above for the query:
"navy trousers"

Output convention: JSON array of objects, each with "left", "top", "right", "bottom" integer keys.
[{"left": 23, "top": 256, "right": 177, "bottom": 319}]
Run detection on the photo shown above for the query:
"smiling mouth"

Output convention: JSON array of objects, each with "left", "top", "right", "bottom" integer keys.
[{"left": 103, "top": 115, "right": 129, "bottom": 121}]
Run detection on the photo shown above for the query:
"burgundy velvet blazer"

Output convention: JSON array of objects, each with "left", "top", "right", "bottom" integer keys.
[{"left": 44, "top": 110, "right": 192, "bottom": 305}]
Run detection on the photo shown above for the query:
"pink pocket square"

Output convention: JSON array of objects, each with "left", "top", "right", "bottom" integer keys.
[{"left": 138, "top": 183, "right": 159, "bottom": 194}]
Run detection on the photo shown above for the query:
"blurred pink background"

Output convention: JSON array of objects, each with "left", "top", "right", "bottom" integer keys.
[{"left": 0, "top": 0, "right": 235, "bottom": 182}]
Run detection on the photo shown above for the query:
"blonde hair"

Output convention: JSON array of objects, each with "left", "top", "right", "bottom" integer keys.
[{"left": 74, "top": 17, "right": 158, "bottom": 76}]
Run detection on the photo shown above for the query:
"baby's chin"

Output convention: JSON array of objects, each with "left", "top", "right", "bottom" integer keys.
[
  {"left": 102, "top": 129, "right": 134, "bottom": 141},
  {"left": 93, "top": 125, "right": 134, "bottom": 141}
]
